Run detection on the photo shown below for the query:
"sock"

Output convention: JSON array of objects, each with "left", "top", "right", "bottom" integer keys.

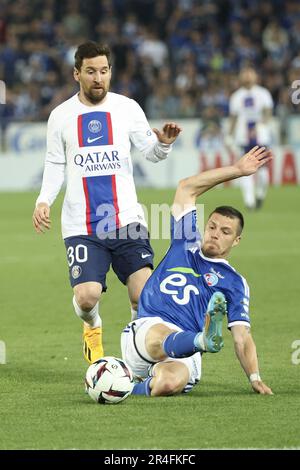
[
  {"left": 72, "top": 296, "right": 101, "bottom": 328},
  {"left": 163, "top": 331, "right": 201, "bottom": 358},
  {"left": 132, "top": 377, "right": 152, "bottom": 396},
  {"left": 131, "top": 308, "right": 138, "bottom": 321}
]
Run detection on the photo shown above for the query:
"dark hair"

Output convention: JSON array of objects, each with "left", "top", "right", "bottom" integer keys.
[
  {"left": 209, "top": 206, "right": 244, "bottom": 235},
  {"left": 74, "top": 41, "right": 112, "bottom": 70}
]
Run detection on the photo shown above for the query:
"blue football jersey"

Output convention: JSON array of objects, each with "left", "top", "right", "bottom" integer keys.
[{"left": 138, "top": 209, "right": 250, "bottom": 332}]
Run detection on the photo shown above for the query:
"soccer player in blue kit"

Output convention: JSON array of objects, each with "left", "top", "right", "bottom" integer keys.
[{"left": 121, "top": 146, "right": 273, "bottom": 397}]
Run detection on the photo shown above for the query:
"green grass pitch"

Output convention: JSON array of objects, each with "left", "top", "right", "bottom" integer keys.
[{"left": 0, "top": 186, "right": 299, "bottom": 449}]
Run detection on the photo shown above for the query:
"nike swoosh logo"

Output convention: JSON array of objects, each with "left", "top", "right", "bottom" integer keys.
[
  {"left": 141, "top": 253, "right": 152, "bottom": 259},
  {"left": 87, "top": 136, "right": 103, "bottom": 143}
]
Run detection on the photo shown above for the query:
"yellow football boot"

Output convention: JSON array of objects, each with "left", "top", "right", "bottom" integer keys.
[{"left": 83, "top": 325, "right": 104, "bottom": 364}]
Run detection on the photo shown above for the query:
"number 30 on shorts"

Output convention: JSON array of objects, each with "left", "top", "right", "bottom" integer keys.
[{"left": 67, "top": 244, "right": 88, "bottom": 267}]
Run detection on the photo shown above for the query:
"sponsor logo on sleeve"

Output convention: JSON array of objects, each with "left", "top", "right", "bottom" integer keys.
[{"left": 209, "top": 267, "right": 225, "bottom": 279}]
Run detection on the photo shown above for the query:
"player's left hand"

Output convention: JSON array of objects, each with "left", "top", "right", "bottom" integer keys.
[
  {"left": 251, "top": 379, "right": 273, "bottom": 395},
  {"left": 236, "top": 145, "right": 273, "bottom": 176},
  {"left": 153, "top": 122, "right": 182, "bottom": 144}
]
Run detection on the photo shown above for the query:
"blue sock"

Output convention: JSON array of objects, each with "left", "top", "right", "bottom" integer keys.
[
  {"left": 163, "top": 331, "right": 201, "bottom": 358},
  {"left": 132, "top": 377, "right": 152, "bottom": 396}
]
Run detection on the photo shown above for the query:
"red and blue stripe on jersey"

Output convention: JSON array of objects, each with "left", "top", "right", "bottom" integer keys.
[
  {"left": 82, "top": 174, "right": 120, "bottom": 235},
  {"left": 77, "top": 111, "right": 113, "bottom": 147},
  {"left": 78, "top": 111, "right": 118, "bottom": 234}
]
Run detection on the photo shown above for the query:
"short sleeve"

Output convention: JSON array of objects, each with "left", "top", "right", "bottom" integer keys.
[
  {"left": 227, "top": 276, "right": 251, "bottom": 328},
  {"left": 170, "top": 208, "right": 202, "bottom": 245}
]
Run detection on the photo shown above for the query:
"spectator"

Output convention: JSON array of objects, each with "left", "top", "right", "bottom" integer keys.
[{"left": 0, "top": 0, "right": 299, "bottom": 127}]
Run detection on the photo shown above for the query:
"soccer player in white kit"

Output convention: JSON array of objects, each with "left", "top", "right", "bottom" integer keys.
[
  {"left": 227, "top": 67, "right": 274, "bottom": 210},
  {"left": 32, "top": 41, "right": 181, "bottom": 364}
]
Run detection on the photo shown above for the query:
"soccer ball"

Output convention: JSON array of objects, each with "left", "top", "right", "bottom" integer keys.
[{"left": 85, "top": 356, "right": 134, "bottom": 404}]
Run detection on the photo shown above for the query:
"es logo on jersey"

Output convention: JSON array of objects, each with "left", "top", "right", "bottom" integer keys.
[
  {"left": 78, "top": 112, "right": 113, "bottom": 147},
  {"left": 204, "top": 273, "right": 219, "bottom": 286}
]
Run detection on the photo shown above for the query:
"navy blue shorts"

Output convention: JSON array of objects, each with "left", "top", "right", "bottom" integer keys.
[{"left": 64, "top": 223, "right": 154, "bottom": 289}]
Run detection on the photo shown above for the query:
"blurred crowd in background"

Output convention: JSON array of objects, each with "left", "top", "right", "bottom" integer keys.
[{"left": 0, "top": 0, "right": 299, "bottom": 136}]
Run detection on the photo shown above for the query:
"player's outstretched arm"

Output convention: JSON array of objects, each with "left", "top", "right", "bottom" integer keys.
[
  {"left": 231, "top": 325, "right": 273, "bottom": 395},
  {"left": 32, "top": 202, "right": 51, "bottom": 234},
  {"left": 152, "top": 122, "right": 182, "bottom": 145},
  {"left": 172, "top": 146, "right": 272, "bottom": 217}
]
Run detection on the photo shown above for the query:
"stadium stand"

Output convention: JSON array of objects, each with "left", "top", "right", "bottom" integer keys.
[{"left": 0, "top": 0, "right": 299, "bottom": 142}]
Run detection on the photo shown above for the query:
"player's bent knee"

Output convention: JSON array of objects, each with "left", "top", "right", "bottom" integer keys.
[
  {"left": 74, "top": 284, "right": 102, "bottom": 311},
  {"left": 146, "top": 324, "right": 175, "bottom": 361},
  {"left": 152, "top": 371, "right": 186, "bottom": 396}
]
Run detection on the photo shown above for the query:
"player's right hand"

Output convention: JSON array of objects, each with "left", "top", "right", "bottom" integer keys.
[
  {"left": 251, "top": 379, "right": 273, "bottom": 395},
  {"left": 32, "top": 202, "right": 51, "bottom": 233}
]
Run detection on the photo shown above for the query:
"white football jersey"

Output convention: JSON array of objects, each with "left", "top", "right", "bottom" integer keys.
[
  {"left": 37, "top": 92, "right": 172, "bottom": 239},
  {"left": 229, "top": 85, "right": 274, "bottom": 146}
]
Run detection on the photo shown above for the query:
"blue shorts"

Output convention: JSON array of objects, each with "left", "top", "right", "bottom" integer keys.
[{"left": 64, "top": 223, "right": 154, "bottom": 289}]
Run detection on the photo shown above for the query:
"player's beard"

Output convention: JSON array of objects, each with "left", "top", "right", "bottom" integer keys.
[{"left": 84, "top": 86, "right": 108, "bottom": 105}]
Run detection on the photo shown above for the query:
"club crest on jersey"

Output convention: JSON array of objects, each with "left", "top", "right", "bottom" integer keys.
[
  {"left": 78, "top": 111, "right": 113, "bottom": 147},
  {"left": 204, "top": 272, "right": 219, "bottom": 286},
  {"left": 88, "top": 120, "right": 102, "bottom": 133},
  {"left": 71, "top": 265, "right": 82, "bottom": 279}
]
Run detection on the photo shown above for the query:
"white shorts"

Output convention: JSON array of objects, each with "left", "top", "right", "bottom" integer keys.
[{"left": 121, "top": 317, "right": 202, "bottom": 393}]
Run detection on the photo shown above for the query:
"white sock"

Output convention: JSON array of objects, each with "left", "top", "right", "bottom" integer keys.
[
  {"left": 72, "top": 296, "right": 101, "bottom": 328},
  {"left": 131, "top": 308, "right": 138, "bottom": 321},
  {"left": 195, "top": 332, "right": 206, "bottom": 351}
]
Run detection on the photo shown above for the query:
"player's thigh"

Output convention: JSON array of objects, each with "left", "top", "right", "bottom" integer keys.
[
  {"left": 64, "top": 235, "right": 111, "bottom": 290},
  {"left": 121, "top": 317, "right": 166, "bottom": 379},
  {"left": 145, "top": 322, "right": 177, "bottom": 361},
  {"left": 121, "top": 318, "right": 202, "bottom": 391},
  {"left": 111, "top": 223, "right": 154, "bottom": 287},
  {"left": 126, "top": 267, "right": 152, "bottom": 307}
]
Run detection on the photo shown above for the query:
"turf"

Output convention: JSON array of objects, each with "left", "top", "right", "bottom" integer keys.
[{"left": 0, "top": 186, "right": 299, "bottom": 449}]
